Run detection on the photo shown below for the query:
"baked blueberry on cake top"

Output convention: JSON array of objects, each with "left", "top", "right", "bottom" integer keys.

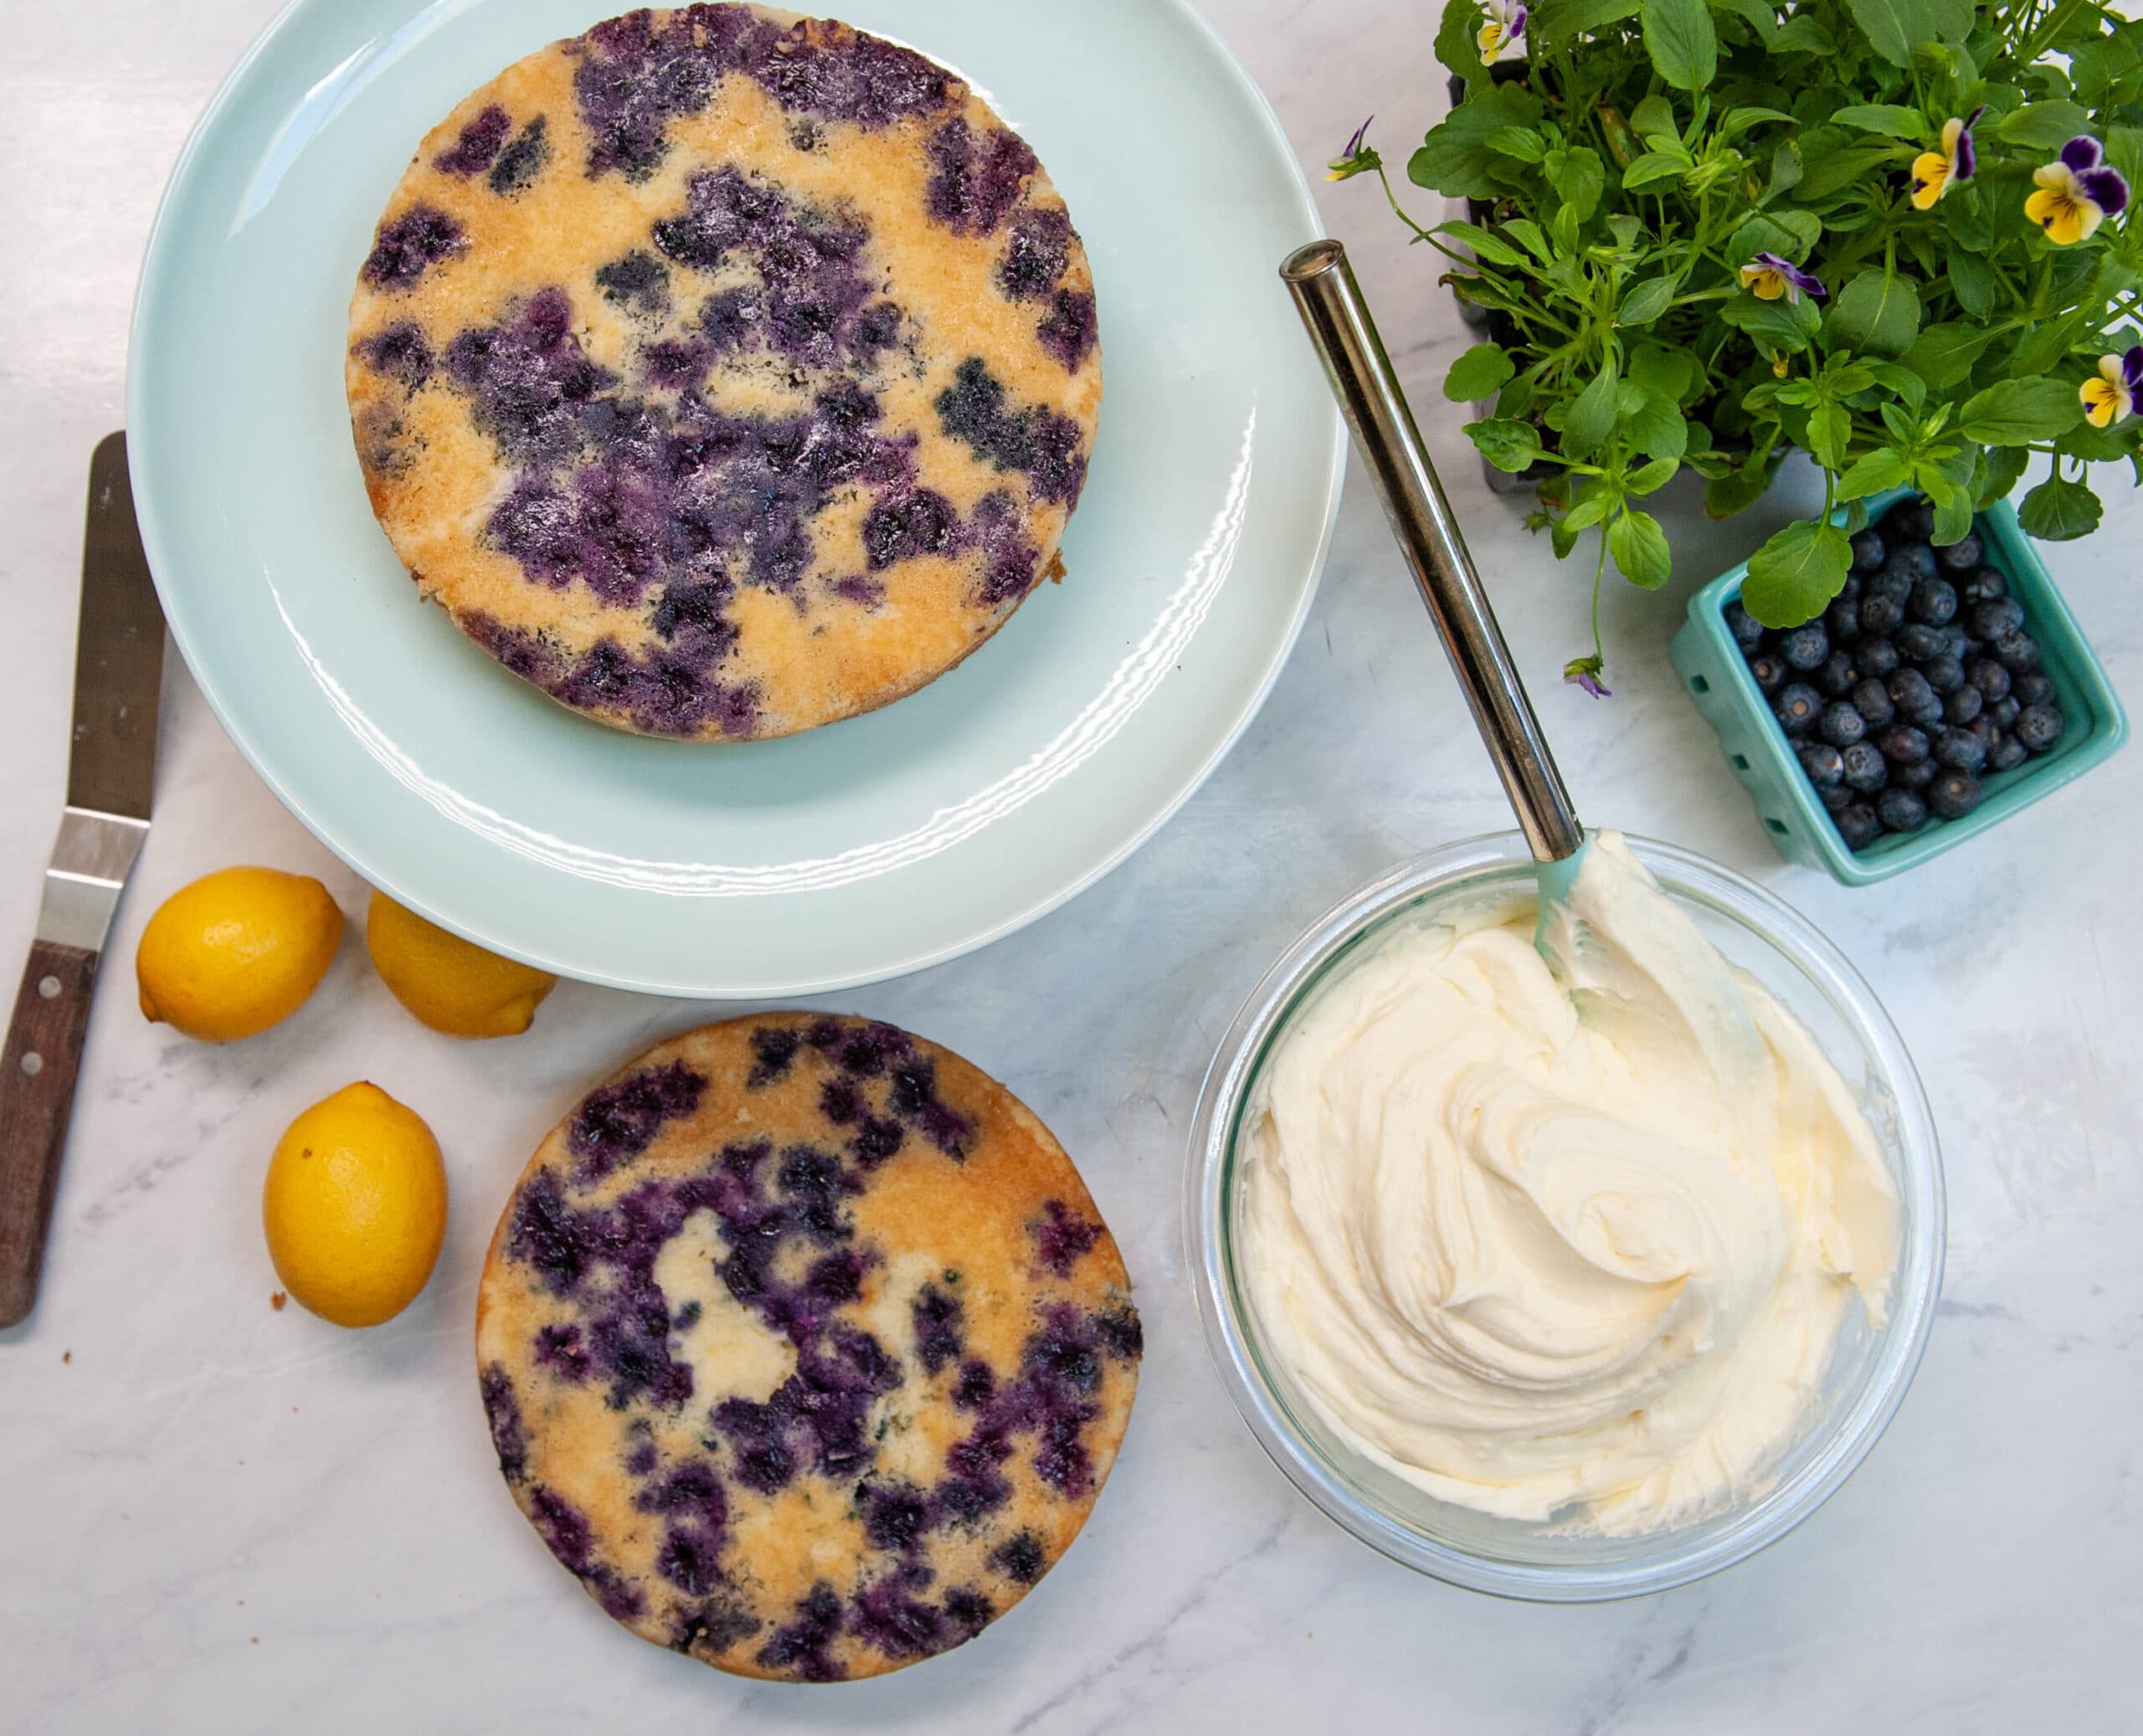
[
  {"left": 475, "top": 1014, "right": 1140, "bottom": 1680},
  {"left": 347, "top": 6, "right": 1102, "bottom": 742}
]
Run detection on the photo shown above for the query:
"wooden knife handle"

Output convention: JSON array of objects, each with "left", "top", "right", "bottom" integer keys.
[{"left": 0, "top": 940, "right": 99, "bottom": 1328}]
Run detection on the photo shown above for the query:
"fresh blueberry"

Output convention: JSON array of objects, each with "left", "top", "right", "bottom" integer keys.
[
  {"left": 1968, "top": 598, "right": 2025, "bottom": 640},
  {"left": 1825, "top": 596, "right": 1863, "bottom": 642},
  {"left": 1884, "top": 498, "right": 1937, "bottom": 542},
  {"left": 1850, "top": 677, "right": 1895, "bottom": 729},
  {"left": 1819, "top": 701, "right": 1866, "bottom": 747},
  {"left": 1817, "top": 651, "right": 1861, "bottom": 697},
  {"left": 1936, "top": 532, "right": 1982, "bottom": 572},
  {"left": 1987, "top": 732, "right": 2029, "bottom": 773},
  {"left": 1775, "top": 682, "right": 1822, "bottom": 735},
  {"left": 1778, "top": 623, "right": 1830, "bottom": 670},
  {"left": 1798, "top": 742, "right": 1846, "bottom": 789},
  {"left": 1876, "top": 788, "right": 1929, "bottom": 833},
  {"left": 1841, "top": 741, "right": 1889, "bottom": 791},
  {"left": 1821, "top": 782, "right": 1854, "bottom": 814},
  {"left": 1858, "top": 592, "right": 1907, "bottom": 634},
  {"left": 1991, "top": 695, "right": 2021, "bottom": 731},
  {"left": 1927, "top": 770, "right": 1983, "bottom": 819},
  {"left": 1938, "top": 623, "right": 1971, "bottom": 660},
  {"left": 1944, "top": 683, "right": 1983, "bottom": 726},
  {"left": 1921, "top": 655, "right": 1966, "bottom": 695},
  {"left": 1967, "top": 659, "right": 2011, "bottom": 702},
  {"left": 1896, "top": 624, "right": 1947, "bottom": 662},
  {"left": 1850, "top": 529, "right": 1887, "bottom": 573},
  {"left": 1887, "top": 542, "right": 1939, "bottom": 583},
  {"left": 1853, "top": 637, "right": 1901, "bottom": 679},
  {"left": 1934, "top": 726, "right": 1986, "bottom": 773},
  {"left": 1877, "top": 722, "right": 1930, "bottom": 766},
  {"left": 1895, "top": 757, "right": 1937, "bottom": 791},
  {"left": 1886, "top": 668, "right": 1943, "bottom": 727},
  {"left": 1864, "top": 563, "right": 1915, "bottom": 603},
  {"left": 1957, "top": 566, "right": 2008, "bottom": 606},
  {"left": 1724, "top": 600, "right": 1765, "bottom": 651},
  {"left": 2013, "top": 671, "right": 2055, "bottom": 706},
  {"left": 1991, "top": 629, "right": 2041, "bottom": 673},
  {"left": 1836, "top": 804, "right": 1883, "bottom": 850},
  {"left": 1966, "top": 714, "right": 1999, "bottom": 752},
  {"left": 1908, "top": 576, "right": 1958, "bottom": 625},
  {"left": 1748, "top": 651, "right": 1789, "bottom": 695},
  {"left": 2014, "top": 703, "right": 2066, "bottom": 752}
]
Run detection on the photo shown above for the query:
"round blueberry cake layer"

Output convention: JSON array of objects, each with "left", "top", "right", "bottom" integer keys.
[
  {"left": 475, "top": 1014, "right": 1140, "bottom": 1681},
  {"left": 347, "top": 5, "right": 1102, "bottom": 742}
]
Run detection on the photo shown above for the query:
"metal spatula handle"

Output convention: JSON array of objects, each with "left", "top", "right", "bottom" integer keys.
[{"left": 1282, "top": 239, "right": 1583, "bottom": 865}]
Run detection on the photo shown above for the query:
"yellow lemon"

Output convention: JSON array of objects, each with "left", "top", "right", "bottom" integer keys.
[
  {"left": 264, "top": 1083, "right": 446, "bottom": 1328},
  {"left": 136, "top": 866, "right": 343, "bottom": 1042},
  {"left": 365, "top": 891, "right": 557, "bottom": 1039}
]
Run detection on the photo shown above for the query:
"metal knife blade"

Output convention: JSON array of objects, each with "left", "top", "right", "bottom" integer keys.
[{"left": 36, "top": 433, "right": 163, "bottom": 955}]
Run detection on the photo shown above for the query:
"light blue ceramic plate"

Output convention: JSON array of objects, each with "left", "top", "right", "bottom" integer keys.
[{"left": 128, "top": 0, "right": 1342, "bottom": 996}]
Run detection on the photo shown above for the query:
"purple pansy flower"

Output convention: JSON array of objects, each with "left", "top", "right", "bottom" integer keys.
[
  {"left": 1739, "top": 251, "right": 1827, "bottom": 303},
  {"left": 2027, "top": 136, "right": 2130, "bottom": 244}
]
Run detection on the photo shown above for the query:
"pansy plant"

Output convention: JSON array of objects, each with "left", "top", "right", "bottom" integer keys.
[{"left": 1342, "top": 0, "right": 2143, "bottom": 688}]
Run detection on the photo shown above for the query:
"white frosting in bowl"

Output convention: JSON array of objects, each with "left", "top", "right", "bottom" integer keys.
[{"left": 1240, "top": 833, "right": 1900, "bottom": 1536}]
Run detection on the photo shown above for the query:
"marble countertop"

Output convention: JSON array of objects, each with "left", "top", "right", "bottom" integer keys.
[{"left": 4, "top": 2, "right": 2139, "bottom": 1730}]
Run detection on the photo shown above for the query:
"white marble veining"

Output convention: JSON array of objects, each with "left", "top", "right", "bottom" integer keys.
[{"left": 3, "top": 2, "right": 2139, "bottom": 1730}]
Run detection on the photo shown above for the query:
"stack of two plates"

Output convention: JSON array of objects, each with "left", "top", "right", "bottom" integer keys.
[{"left": 129, "top": 0, "right": 1344, "bottom": 996}]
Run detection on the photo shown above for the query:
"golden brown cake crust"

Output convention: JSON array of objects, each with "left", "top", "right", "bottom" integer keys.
[
  {"left": 347, "top": 6, "right": 1102, "bottom": 741},
  {"left": 475, "top": 1014, "right": 1140, "bottom": 1681}
]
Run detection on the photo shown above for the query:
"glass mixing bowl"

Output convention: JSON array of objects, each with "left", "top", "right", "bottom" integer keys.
[{"left": 1185, "top": 833, "right": 1945, "bottom": 1600}]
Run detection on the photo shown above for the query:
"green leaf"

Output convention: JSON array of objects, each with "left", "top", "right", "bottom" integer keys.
[
  {"left": 1842, "top": 0, "right": 1971, "bottom": 68},
  {"left": 2060, "top": 419, "right": 2130, "bottom": 462},
  {"left": 1630, "top": 94, "right": 1678, "bottom": 138},
  {"left": 1903, "top": 322, "right": 1995, "bottom": 389},
  {"left": 1434, "top": 0, "right": 1489, "bottom": 86},
  {"left": 1487, "top": 126, "right": 1549, "bottom": 162},
  {"left": 1467, "top": 418, "right": 1547, "bottom": 472},
  {"left": 1743, "top": 520, "right": 1853, "bottom": 625},
  {"left": 2017, "top": 475, "right": 2103, "bottom": 539},
  {"left": 1642, "top": 0, "right": 1717, "bottom": 90},
  {"left": 1765, "top": 139, "right": 1805, "bottom": 201},
  {"left": 1807, "top": 403, "right": 1852, "bottom": 466},
  {"left": 1410, "top": 85, "right": 1544, "bottom": 198},
  {"left": 2069, "top": 23, "right": 2143, "bottom": 103},
  {"left": 1918, "top": 467, "right": 1975, "bottom": 545},
  {"left": 1827, "top": 270, "right": 1922, "bottom": 357},
  {"left": 1629, "top": 343, "right": 1697, "bottom": 403},
  {"left": 1609, "top": 509, "right": 1674, "bottom": 588},
  {"left": 1445, "top": 344, "right": 1519, "bottom": 402},
  {"left": 1958, "top": 379, "right": 2084, "bottom": 444},
  {"left": 1705, "top": 455, "right": 1777, "bottom": 516},
  {"left": 1504, "top": 218, "right": 1555, "bottom": 262},
  {"left": 1837, "top": 449, "right": 1911, "bottom": 497},
  {"left": 1622, "top": 392, "right": 1690, "bottom": 459},
  {"left": 1726, "top": 213, "right": 1814, "bottom": 268},
  {"left": 1998, "top": 102, "right": 2093, "bottom": 151},
  {"left": 2105, "top": 126, "right": 2143, "bottom": 198},
  {"left": 2007, "top": 316, "right": 2083, "bottom": 380},
  {"left": 1772, "top": 13, "right": 1834, "bottom": 52},
  {"left": 1548, "top": 146, "right": 1606, "bottom": 221},
  {"left": 1862, "top": 359, "right": 1928, "bottom": 412},
  {"left": 1617, "top": 276, "right": 1678, "bottom": 326},
  {"left": 1565, "top": 362, "right": 1623, "bottom": 459},
  {"left": 1794, "top": 145, "right": 1904, "bottom": 202},
  {"left": 1723, "top": 106, "right": 1796, "bottom": 137},
  {"left": 1831, "top": 104, "right": 1929, "bottom": 138},
  {"left": 1714, "top": 0, "right": 1778, "bottom": 45},
  {"left": 1433, "top": 221, "right": 1530, "bottom": 268},
  {"left": 1721, "top": 291, "right": 1822, "bottom": 352},
  {"left": 1976, "top": 444, "right": 2030, "bottom": 507},
  {"left": 1531, "top": 0, "right": 1643, "bottom": 45},
  {"left": 1948, "top": 250, "right": 1997, "bottom": 318},
  {"left": 1621, "top": 152, "right": 1691, "bottom": 189},
  {"left": 1563, "top": 491, "right": 1616, "bottom": 532},
  {"left": 1624, "top": 456, "right": 1680, "bottom": 494}
]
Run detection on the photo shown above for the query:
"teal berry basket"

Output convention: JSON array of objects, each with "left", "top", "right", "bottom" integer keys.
[{"left": 1671, "top": 487, "right": 2129, "bottom": 886}]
